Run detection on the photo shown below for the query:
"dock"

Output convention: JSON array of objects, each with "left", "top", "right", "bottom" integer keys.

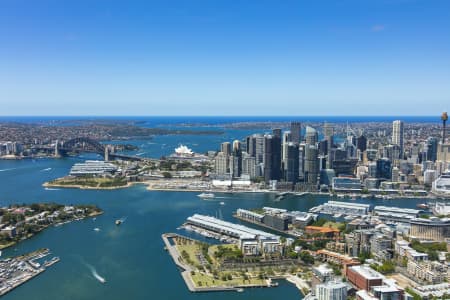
[
  {"left": 0, "top": 249, "right": 60, "bottom": 296},
  {"left": 162, "top": 233, "right": 274, "bottom": 293}
]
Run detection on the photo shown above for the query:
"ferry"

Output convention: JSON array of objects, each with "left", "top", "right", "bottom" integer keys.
[
  {"left": 197, "top": 193, "right": 215, "bottom": 199},
  {"left": 417, "top": 203, "right": 429, "bottom": 209}
]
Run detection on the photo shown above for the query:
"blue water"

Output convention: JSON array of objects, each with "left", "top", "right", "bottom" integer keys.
[
  {"left": 0, "top": 115, "right": 442, "bottom": 124},
  {"left": 0, "top": 116, "right": 440, "bottom": 300}
]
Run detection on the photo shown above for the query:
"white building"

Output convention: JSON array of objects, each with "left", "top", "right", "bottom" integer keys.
[
  {"left": 392, "top": 120, "right": 404, "bottom": 158},
  {"left": 315, "top": 281, "right": 347, "bottom": 300}
]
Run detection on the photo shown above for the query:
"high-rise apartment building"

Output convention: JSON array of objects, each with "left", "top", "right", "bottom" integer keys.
[
  {"left": 392, "top": 120, "right": 404, "bottom": 158},
  {"left": 215, "top": 152, "right": 229, "bottom": 175}
]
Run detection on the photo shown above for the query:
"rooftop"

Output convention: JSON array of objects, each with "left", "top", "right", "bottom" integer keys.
[
  {"left": 349, "top": 265, "right": 384, "bottom": 280},
  {"left": 187, "top": 214, "right": 279, "bottom": 240}
]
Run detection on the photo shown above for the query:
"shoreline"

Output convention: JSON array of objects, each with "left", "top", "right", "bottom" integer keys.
[
  {"left": 42, "top": 181, "right": 143, "bottom": 190},
  {"left": 162, "top": 233, "right": 310, "bottom": 294},
  {"left": 43, "top": 177, "right": 441, "bottom": 201},
  {"left": 0, "top": 210, "right": 103, "bottom": 250}
]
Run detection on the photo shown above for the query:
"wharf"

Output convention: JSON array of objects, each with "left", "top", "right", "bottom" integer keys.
[
  {"left": 233, "top": 215, "right": 301, "bottom": 238},
  {"left": 162, "top": 233, "right": 273, "bottom": 293},
  {"left": 0, "top": 249, "right": 59, "bottom": 296}
]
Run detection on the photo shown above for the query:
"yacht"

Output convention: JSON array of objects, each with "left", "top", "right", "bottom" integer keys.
[
  {"left": 417, "top": 203, "right": 429, "bottom": 209},
  {"left": 197, "top": 193, "right": 215, "bottom": 199}
]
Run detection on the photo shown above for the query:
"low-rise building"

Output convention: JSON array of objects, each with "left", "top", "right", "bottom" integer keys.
[
  {"left": 305, "top": 226, "right": 340, "bottom": 238},
  {"left": 346, "top": 265, "right": 383, "bottom": 291},
  {"left": 69, "top": 160, "right": 118, "bottom": 176},
  {"left": 413, "top": 282, "right": 450, "bottom": 299},
  {"left": 409, "top": 217, "right": 450, "bottom": 241},
  {"left": 407, "top": 260, "right": 447, "bottom": 284},
  {"left": 316, "top": 249, "right": 360, "bottom": 272},
  {"left": 1, "top": 226, "right": 17, "bottom": 237}
]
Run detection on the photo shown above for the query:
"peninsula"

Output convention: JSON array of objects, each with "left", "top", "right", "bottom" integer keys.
[{"left": 0, "top": 203, "right": 103, "bottom": 249}]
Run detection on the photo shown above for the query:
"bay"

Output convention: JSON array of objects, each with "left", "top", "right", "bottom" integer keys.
[{"left": 0, "top": 116, "right": 436, "bottom": 299}]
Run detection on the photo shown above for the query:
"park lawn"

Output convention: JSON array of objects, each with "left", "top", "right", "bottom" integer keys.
[
  {"left": 176, "top": 243, "right": 203, "bottom": 266},
  {"left": 191, "top": 272, "right": 266, "bottom": 288},
  {"left": 51, "top": 176, "right": 127, "bottom": 187},
  {"left": 208, "top": 244, "right": 240, "bottom": 265},
  {"left": 322, "top": 221, "right": 343, "bottom": 230}
]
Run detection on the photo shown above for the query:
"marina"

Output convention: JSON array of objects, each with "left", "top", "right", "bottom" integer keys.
[{"left": 0, "top": 249, "right": 60, "bottom": 297}]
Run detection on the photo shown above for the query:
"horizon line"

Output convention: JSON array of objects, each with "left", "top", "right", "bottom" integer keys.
[{"left": 0, "top": 114, "right": 444, "bottom": 118}]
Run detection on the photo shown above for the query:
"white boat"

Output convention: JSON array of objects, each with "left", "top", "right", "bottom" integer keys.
[
  {"left": 219, "top": 202, "right": 225, "bottom": 205},
  {"left": 93, "top": 228, "right": 101, "bottom": 232},
  {"left": 197, "top": 193, "right": 215, "bottom": 199}
]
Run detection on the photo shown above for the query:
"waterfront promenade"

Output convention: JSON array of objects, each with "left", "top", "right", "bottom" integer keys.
[{"left": 162, "top": 233, "right": 242, "bottom": 292}]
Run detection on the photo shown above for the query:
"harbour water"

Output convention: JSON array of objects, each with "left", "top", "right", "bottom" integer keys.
[{"left": 0, "top": 116, "right": 439, "bottom": 299}]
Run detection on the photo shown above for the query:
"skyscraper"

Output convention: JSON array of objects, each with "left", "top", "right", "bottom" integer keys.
[
  {"left": 263, "top": 135, "right": 273, "bottom": 183},
  {"left": 392, "top": 120, "right": 404, "bottom": 158},
  {"left": 229, "top": 155, "right": 241, "bottom": 178},
  {"left": 323, "top": 123, "right": 334, "bottom": 169},
  {"left": 263, "top": 133, "right": 281, "bottom": 182},
  {"left": 271, "top": 130, "right": 282, "bottom": 181},
  {"left": 305, "top": 126, "right": 318, "bottom": 145},
  {"left": 356, "top": 135, "right": 367, "bottom": 152},
  {"left": 242, "top": 152, "right": 257, "bottom": 179},
  {"left": 221, "top": 142, "right": 231, "bottom": 157},
  {"left": 247, "top": 134, "right": 264, "bottom": 164},
  {"left": 282, "top": 131, "right": 292, "bottom": 171},
  {"left": 232, "top": 140, "right": 241, "bottom": 153},
  {"left": 284, "top": 142, "right": 299, "bottom": 183},
  {"left": 290, "top": 122, "right": 302, "bottom": 144},
  {"left": 427, "top": 137, "right": 438, "bottom": 162},
  {"left": 304, "top": 144, "right": 319, "bottom": 186},
  {"left": 272, "top": 128, "right": 282, "bottom": 138}
]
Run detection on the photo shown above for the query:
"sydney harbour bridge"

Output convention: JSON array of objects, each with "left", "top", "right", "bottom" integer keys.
[{"left": 34, "top": 137, "right": 143, "bottom": 161}]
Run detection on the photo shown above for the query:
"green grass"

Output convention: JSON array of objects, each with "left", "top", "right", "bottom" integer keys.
[
  {"left": 191, "top": 272, "right": 266, "bottom": 288},
  {"left": 50, "top": 176, "right": 127, "bottom": 188},
  {"left": 176, "top": 243, "right": 203, "bottom": 266}
]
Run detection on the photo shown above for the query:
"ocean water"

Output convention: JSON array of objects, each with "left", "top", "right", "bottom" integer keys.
[{"left": 0, "top": 116, "right": 440, "bottom": 300}]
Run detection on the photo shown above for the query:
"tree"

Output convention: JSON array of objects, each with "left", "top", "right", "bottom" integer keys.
[
  {"left": 299, "top": 251, "right": 314, "bottom": 264},
  {"left": 162, "top": 172, "right": 172, "bottom": 178}
]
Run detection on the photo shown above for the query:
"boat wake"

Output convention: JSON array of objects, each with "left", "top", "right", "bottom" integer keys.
[
  {"left": 86, "top": 263, "right": 106, "bottom": 284},
  {"left": 45, "top": 188, "right": 60, "bottom": 191},
  {"left": 135, "top": 152, "right": 146, "bottom": 156},
  {"left": 0, "top": 168, "right": 16, "bottom": 172}
]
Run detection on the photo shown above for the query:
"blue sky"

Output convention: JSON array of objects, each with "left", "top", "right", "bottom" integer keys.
[{"left": 0, "top": 0, "right": 449, "bottom": 116}]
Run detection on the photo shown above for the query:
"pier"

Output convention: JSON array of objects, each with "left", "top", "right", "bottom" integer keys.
[{"left": 0, "top": 248, "right": 60, "bottom": 296}]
